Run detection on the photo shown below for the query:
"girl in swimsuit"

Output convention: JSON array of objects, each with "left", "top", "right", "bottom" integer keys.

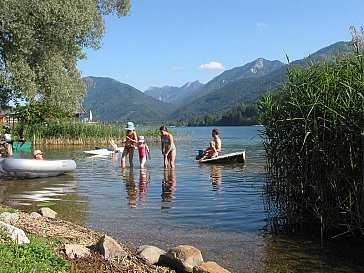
[
  {"left": 160, "top": 125, "right": 176, "bottom": 169},
  {"left": 122, "top": 122, "right": 138, "bottom": 168},
  {"left": 137, "top": 135, "right": 151, "bottom": 168}
]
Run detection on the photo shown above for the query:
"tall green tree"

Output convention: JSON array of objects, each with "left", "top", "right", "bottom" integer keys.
[{"left": 0, "top": 0, "right": 130, "bottom": 116}]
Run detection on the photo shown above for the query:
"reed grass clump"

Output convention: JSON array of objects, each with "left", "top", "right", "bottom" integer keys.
[
  {"left": 259, "top": 49, "right": 364, "bottom": 239},
  {"left": 21, "top": 122, "right": 180, "bottom": 145}
]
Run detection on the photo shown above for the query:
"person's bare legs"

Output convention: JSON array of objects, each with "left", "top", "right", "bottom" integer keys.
[
  {"left": 121, "top": 149, "right": 129, "bottom": 168},
  {"left": 163, "top": 154, "right": 169, "bottom": 169},
  {"left": 169, "top": 150, "right": 176, "bottom": 169},
  {"left": 140, "top": 156, "right": 146, "bottom": 168},
  {"left": 128, "top": 148, "right": 134, "bottom": 167}
]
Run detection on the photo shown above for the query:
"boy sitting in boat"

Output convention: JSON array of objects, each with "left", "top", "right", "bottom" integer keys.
[{"left": 198, "top": 141, "right": 218, "bottom": 162}]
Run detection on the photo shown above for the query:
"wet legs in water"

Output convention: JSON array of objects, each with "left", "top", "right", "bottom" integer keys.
[{"left": 121, "top": 147, "right": 134, "bottom": 168}]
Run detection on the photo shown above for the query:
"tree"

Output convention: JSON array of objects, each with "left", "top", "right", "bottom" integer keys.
[{"left": 0, "top": 0, "right": 130, "bottom": 116}]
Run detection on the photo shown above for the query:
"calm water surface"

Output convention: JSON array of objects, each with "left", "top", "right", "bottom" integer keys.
[{"left": 0, "top": 126, "right": 363, "bottom": 272}]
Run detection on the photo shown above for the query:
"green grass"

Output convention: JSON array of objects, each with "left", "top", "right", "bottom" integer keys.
[
  {"left": 0, "top": 232, "right": 69, "bottom": 273},
  {"left": 0, "top": 208, "right": 15, "bottom": 214},
  {"left": 16, "top": 121, "right": 188, "bottom": 145},
  {"left": 36, "top": 202, "right": 57, "bottom": 207}
]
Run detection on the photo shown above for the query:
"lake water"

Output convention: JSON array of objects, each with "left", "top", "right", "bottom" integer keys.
[{"left": 0, "top": 126, "right": 363, "bottom": 272}]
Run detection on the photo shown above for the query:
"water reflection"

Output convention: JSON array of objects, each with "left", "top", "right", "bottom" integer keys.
[
  {"left": 138, "top": 168, "right": 150, "bottom": 203},
  {"left": 0, "top": 174, "right": 89, "bottom": 224},
  {"left": 262, "top": 233, "right": 364, "bottom": 272},
  {"left": 161, "top": 169, "right": 176, "bottom": 209},
  {"left": 122, "top": 168, "right": 151, "bottom": 208},
  {"left": 122, "top": 168, "right": 137, "bottom": 208},
  {"left": 210, "top": 165, "right": 222, "bottom": 191}
]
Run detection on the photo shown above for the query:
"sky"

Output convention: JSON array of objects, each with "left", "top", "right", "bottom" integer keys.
[{"left": 77, "top": 0, "right": 364, "bottom": 92}]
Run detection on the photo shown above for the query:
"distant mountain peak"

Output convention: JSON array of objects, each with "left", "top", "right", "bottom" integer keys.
[
  {"left": 144, "top": 80, "right": 204, "bottom": 103},
  {"left": 250, "top": 58, "right": 265, "bottom": 74}
]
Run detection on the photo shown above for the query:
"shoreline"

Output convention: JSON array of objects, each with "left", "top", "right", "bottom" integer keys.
[{"left": 0, "top": 203, "right": 175, "bottom": 273}]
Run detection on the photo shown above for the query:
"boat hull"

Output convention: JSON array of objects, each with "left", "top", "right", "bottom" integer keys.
[
  {"left": 198, "top": 151, "right": 246, "bottom": 164},
  {"left": 0, "top": 158, "right": 77, "bottom": 178}
]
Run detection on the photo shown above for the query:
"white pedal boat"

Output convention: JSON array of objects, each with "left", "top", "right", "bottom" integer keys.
[
  {"left": 0, "top": 158, "right": 77, "bottom": 178},
  {"left": 84, "top": 147, "right": 124, "bottom": 156},
  {"left": 197, "top": 150, "right": 246, "bottom": 164}
]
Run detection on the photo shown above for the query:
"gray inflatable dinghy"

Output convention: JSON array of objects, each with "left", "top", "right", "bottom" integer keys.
[{"left": 0, "top": 158, "right": 76, "bottom": 178}]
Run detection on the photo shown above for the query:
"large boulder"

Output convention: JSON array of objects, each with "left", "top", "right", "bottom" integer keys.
[
  {"left": 193, "top": 261, "right": 231, "bottom": 273},
  {"left": 137, "top": 245, "right": 166, "bottom": 264},
  {"left": 0, "top": 221, "right": 30, "bottom": 244},
  {"left": 29, "top": 212, "right": 42, "bottom": 219},
  {"left": 95, "top": 235, "right": 128, "bottom": 260},
  {"left": 160, "top": 245, "right": 204, "bottom": 272},
  {"left": 64, "top": 244, "right": 91, "bottom": 259},
  {"left": 0, "top": 212, "right": 19, "bottom": 224},
  {"left": 38, "top": 207, "right": 58, "bottom": 218}
]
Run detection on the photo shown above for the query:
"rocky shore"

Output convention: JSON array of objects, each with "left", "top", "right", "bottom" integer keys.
[{"left": 0, "top": 205, "right": 231, "bottom": 273}]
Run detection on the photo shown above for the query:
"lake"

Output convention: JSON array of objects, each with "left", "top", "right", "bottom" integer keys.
[{"left": 0, "top": 126, "right": 363, "bottom": 272}]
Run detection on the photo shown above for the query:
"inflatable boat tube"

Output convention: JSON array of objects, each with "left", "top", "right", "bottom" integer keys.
[{"left": 0, "top": 158, "right": 77, "bottom": 178}]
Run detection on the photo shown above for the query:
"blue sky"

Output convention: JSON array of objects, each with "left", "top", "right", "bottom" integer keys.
[{"left": 77, "top": 0, "right": 364, "bottom": 91}]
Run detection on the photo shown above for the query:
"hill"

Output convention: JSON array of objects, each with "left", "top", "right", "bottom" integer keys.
[
  {"left": 174, "top": 58, "right": 285, "bottom": 105},
  {"left": 144, "top": 81, "right": 204, "bottom": 103},
  {"left": 82, "top": 41, "right": 352, "bottom": 124},
  {"left": 82, "top": 77, "right": 174, "bottom": 123},
  {"left": 172, "top": 41, "right": 351, "bottom": 120}
]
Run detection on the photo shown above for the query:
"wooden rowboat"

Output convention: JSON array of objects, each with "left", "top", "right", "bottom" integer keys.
[{"left": 198, "top": 150, "right": 246, "bottom": 164}]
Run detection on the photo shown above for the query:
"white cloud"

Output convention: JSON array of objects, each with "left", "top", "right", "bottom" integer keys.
[
  {"left": 199, "top": 61, "right": 225, "bottom": 70},
  {"left": 171, "top": 65, "right": 182, "bottom": 70},
  {"left": 257, "top": 22, "right": 269, "bottom": 28},
  {"left": 124, "top": 74, "right": 131, "bottom": 80}
]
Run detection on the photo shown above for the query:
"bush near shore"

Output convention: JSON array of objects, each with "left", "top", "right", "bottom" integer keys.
[{"left": 259, "top": 48, "right": 364, "bottom": 239}]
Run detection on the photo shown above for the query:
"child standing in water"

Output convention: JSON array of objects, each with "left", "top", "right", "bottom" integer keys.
[
  {"left": 137, "top": 136, "right": 150, "bottom": 168},
  {"left": 121, "top": 122, "right": 137, "bottom": 168}
]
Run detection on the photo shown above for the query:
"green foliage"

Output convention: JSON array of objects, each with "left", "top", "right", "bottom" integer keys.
[
  {"left": 0, "top": 0, "right": 130, "bottom": 116},
  {"left": 37, "top": 202, "right": 57, "bottom": 207},
  {"left": 15, "top": 103, "right": 72, "bottom": 126},
  {"left": 0, "top": 207, "right": 15, "bottom": 214},
  {"left": 15, "top": 103, "right": 46, "bottom": 125},
  {"left": 28, "top": 121, "right": 165, "bottom": 144},
  {"left": 179, "top": 103, "right": 259, "bottom": 126},
  {"left": 0, "top": 234, "right": 69, "bottom": 273},
  {"left": 259, "top": 47, "right": 364, "bottom": 238},
  {"left": 173, "top": 75, "right": 282, "bottom": 120}
]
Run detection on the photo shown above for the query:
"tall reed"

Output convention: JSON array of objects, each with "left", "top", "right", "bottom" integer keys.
[
  {"left": 259, "top": 51, "right": 364, "bottom": 239},
  {"left": 19, "top": 122, "right": 164, "bottom": 145}
]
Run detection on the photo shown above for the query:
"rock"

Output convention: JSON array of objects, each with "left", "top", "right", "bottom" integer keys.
[
  {"left": 137, "top": 245, "right": 166, "bottom": 264},
  {"left": 0, "top": 212, "right": 19, "bottom": 224},
  {"left": 29, "top": 212, "right": 42, "bottom": 219},
  {"left": 38, "top": 207, "right": 58, "bottom": 218},
  {"left": 0, "top": 221, "right": 30, "bottom": 244},
  {"left": 64, "top": 244, "right": 91, "bottom": 259},
  {"left": 95, "top": 235, "right": 128, "bottom": 260},
  {"left": 160, "top": 245, "right": 204, "bottom": 272},
  {"left": 193, "top": 261, "right": 231, "bottom": 273}
]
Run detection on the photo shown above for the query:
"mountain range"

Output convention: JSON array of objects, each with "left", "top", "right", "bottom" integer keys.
[{"left": 81, "top": 41, "right": 351, "bottom": 123}]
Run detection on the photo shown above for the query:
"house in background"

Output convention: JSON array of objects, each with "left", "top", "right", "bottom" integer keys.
[
  {"left": 0, "top": 109, "right": 16, "bottom": 124},
  {"left": 75, "top": 104, "right": 87, "bottom": 120}
]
